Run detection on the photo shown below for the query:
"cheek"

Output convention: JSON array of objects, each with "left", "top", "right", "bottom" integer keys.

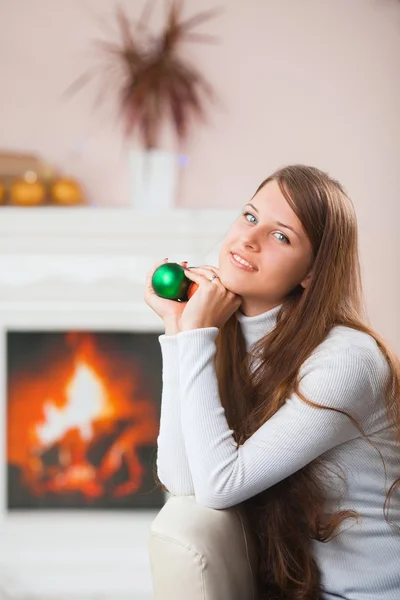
[
  {"left": 260, "top": 248, "right": 304, "bottom": 281},
  {"left": 223, "top": 225, "right": 240, "bottom": 242},
  {"left": 219, "top": 230, "right": 238, "bottom": 259},
  {"left": 279, "top": 255, "right": 311, "bottom": 288}
]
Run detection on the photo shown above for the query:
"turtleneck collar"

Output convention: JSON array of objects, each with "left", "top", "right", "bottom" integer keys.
[{"left": 235, "top": 303, "right": 282, "bottom": 351}]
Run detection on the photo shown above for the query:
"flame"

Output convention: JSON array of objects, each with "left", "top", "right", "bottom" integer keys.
[
  {"left": 36, "top": 362, "right": 111, "bottom": 446},
  {"left": 7, "top": 333, "right": 160, "bottom": 502}
]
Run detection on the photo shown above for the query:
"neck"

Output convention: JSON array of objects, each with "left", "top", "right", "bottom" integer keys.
[
  {"left": 238, "top": 297, "right": 285, "bottom": 317},
  {"left": 235, "top": 303, "right": 282, "bottom": 351}
]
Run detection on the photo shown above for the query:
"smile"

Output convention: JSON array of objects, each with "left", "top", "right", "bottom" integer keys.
[{"left": 230, "top": 252, "right": 257, "bottom": 272}]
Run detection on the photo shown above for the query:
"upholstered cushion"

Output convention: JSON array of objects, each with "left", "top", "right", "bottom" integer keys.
[{"left": 148, "top": 495, "right": 258, "bottom": 600}]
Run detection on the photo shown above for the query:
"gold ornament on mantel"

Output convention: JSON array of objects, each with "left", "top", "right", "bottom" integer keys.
[
  {"left": 0, "top": 151, "right": 87, "bottom": 207},
  {"left": 9, "top": 171, "right": 46, "bottom": 206},
  {"left": 51, "top": 177, "right": 84, "bottom": 206}
]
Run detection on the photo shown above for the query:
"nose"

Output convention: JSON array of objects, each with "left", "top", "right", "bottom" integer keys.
[{"left": 239, "top": 230, "right": 262, "bottom": 252}]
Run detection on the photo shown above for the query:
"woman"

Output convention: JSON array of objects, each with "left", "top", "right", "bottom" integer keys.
[{"left": 144, "top": 165, "right": 400, "bottom": 600}]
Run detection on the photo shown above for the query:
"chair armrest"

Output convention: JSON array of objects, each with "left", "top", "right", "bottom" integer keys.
[{"left": 148, "top": 495, "right": 258, "bottom": 600}]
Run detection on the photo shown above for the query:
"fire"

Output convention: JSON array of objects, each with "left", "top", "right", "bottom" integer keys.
[
  {"left": 36, "top": 362, "right": 111, "bottom": 446},
  {"left": 7, "top": 332, "right": 160, "bottom": 504}
]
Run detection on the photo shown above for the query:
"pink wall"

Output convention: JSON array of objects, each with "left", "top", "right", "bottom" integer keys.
[{"left": 1, "top": 0, "right": 399, "bottom": 347}]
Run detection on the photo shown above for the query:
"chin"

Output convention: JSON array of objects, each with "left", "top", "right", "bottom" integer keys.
[{"left": 219, "top": 271, "right": 245, "bottom": 295}]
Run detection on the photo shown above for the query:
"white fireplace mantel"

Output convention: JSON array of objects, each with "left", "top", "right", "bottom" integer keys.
[
  {"left": 0, "top": 206, "right": 238, "bottom": 255},
  {"left": 0, "top": 206, "right": 238, "bottom": 600},
  {"left": 0, "top": 206, "right": 238, "bottom": 322}
]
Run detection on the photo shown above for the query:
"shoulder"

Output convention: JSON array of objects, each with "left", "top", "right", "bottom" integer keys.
[
  {"left": 301, "top": 325, "right": 387, "bottom": 373},
  {"left": 299, "top": 325, "right": 390, "bottom": 411},
  {"left": 324, "top": 324, "right": 382, "bottom": 353}
]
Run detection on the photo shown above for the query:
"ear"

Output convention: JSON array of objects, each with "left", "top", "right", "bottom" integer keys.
[{"left": 300, "top": 270, "right": 313, "bottom": 289}]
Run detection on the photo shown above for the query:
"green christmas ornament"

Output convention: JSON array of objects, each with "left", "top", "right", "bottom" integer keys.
[{"left": 151, "top": 262, "right": 192, "bottom": 301}]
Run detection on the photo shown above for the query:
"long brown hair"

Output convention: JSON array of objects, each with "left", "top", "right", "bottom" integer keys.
[{"left": 214, "top": 165, "right": 400, "bottom": 599}]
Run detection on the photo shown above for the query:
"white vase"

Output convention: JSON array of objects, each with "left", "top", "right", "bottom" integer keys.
[{"left": 129, "top": 148, "right": 179, "bottom": 211}]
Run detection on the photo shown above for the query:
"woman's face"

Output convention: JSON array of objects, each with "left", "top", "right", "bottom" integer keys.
[{"left": 218, "top": 179, "right": 314, "bottom": 316}]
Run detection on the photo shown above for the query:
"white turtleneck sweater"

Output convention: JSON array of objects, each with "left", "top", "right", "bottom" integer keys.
[{"left": 156, "top": 304, "right": 400, "bottom": 599}]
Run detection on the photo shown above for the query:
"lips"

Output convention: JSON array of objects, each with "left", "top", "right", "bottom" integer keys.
[{"left": 230, "top": 251, "right": 257, "bottom": 271}]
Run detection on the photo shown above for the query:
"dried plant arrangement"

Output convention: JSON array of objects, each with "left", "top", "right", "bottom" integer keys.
[{"left": 67, "top": 0, "right": 220, "bottom": 150}]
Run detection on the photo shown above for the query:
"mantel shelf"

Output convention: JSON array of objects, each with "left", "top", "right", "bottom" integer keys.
[{"left": 0, "top": 206, "right": 239, "bottom": 255}]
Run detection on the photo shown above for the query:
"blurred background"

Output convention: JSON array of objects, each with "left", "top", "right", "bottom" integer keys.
[{"left": 0, "top": 0, "right": 399, "bottom": 598}]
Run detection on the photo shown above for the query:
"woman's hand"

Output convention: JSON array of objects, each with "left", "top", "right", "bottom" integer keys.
[
  {"left": 144, "top": 259, "right": 188, "bottom": 333},
  {"left": 180, "top": 266, "right": 242, "bottom": 331}
]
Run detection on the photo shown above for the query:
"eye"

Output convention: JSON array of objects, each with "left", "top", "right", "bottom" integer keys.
[
  {"left": 273, "top": 232, "right": 290, "bottom": 244},
  {"left": 241, "top": 212, "right": 291, "bottom": 245},
  {"left": 242, "top": 211, "right": 257, "bottom": 224}
]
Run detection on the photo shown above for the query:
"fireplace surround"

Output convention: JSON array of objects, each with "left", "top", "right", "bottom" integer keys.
[{"left": 0, "top": 206, "right": 237, "bottom": 600}]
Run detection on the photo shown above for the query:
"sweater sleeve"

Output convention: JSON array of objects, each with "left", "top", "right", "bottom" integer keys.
[
  {"left": 176, "top": 327, "right": 376, "bottom": 509},
  {"left": 156, "top": 333, "right": 194, "bottom": 495}
]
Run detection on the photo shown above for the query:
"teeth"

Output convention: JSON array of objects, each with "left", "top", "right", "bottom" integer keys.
[{"left": 232, "top": 253, "right": 255, "bottom": 270}]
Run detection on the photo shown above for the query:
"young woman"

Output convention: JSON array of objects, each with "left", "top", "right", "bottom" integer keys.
[{"left": 144, "top": 165, "right": 400, "bottom": 600}]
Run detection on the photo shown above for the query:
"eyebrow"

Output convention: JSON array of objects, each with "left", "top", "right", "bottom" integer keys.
[{"left": 244, "top": 203, "right": 301, "bottom": 238}]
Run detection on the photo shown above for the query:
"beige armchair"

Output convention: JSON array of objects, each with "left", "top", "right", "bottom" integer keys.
[{"left": 148, "top": 494, "right": 258, "bottom": 600}]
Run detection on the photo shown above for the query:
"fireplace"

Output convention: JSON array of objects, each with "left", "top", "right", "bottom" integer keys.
[
  {"left": 7, "top": 330, "right": 162, "bottom": 511},
  {"left": 0, "top": 206, "right": 235, "bottom": 599}
]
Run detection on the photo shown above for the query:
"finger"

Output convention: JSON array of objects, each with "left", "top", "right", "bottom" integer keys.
[
  {"left": 189, "top": 264, "right": 218, "bottom": 271},
  {"left": 147, "top": 258, "right": 168, "bottom": 277},
  {"left": 145, "top": 271, "right": 156, "bottom": 295},
  {"left": 183, "top": 267, "right": 203, "bottom": 282},
  {"left": 187, "top": 266, "right": 219, "bottom": 278},
  {"left": 184, "top": 267, "right": 220, "bottom": 286},
  {"left": 147, "top": 257, "right": 169, "bottom": 279},
  {"left": 154, "top": 258, "right": 169, "bottom": 269},
  {"left": 146, "top": 258, "right": 168, "bottom": 292}
]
